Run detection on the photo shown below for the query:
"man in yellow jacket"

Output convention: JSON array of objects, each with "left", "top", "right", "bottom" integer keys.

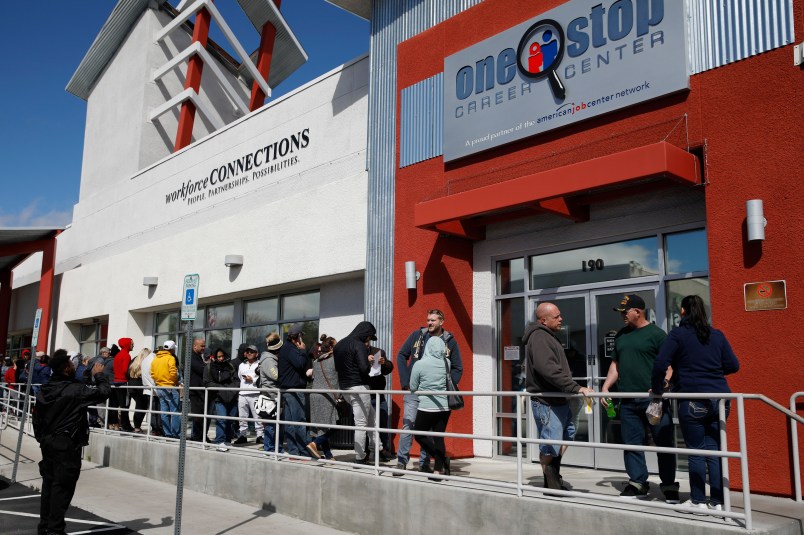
[{"left": 151, "top": 340, "right": 180, "bottom": 438}]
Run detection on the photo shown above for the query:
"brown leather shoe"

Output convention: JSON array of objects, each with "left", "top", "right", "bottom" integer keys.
[{"left": 306, "top": 442, "right": 322, "bottom": 459}]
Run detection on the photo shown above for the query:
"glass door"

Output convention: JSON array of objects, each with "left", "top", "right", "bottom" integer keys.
[
  {"left": 527, "top": 293, "right": 594, "bottom": 467},
  {"left": 590, "top": 286, "right": 660, "bottom": 470}
]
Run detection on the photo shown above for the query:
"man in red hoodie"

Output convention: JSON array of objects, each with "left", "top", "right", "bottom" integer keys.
[{"left": 111, "top": 338, "right": 134, "bottom": 432}]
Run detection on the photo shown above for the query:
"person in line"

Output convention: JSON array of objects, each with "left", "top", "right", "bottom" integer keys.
[
  {"left": 31, "top": 353, "right": 52, "bottom": 395},
  {"left": 204, "top": 347, "right": 239, "bottom": 452},
  {"left": 308, "top": 335, "right": 339, "bottom": 459},
  {"left": 523, "top": 302, "right": 593, "bottom": 490},
  {"left": 396, "top": 310, "right": 462, "bottom": 473},
  {"left": 140, "top": 347, "right": 162, "bottom": 436},
  {"left": 151, "top": 340, "right": 180, "bottom": 439},
  {"left": 4, "top": 359, "right": 19, "bottom": 416},
  {"left": 601, "top": 294, "right": 679, "bottom": 502},
  {"left": 127, "top": 348, "right": 151, "bottom": 433},
  {"left": 366, "top": 340, "right": 394, "bottom": 461},
  {"left": 334, "top": 321, "right": 380, "bottom": 463},
  {"left": 189, "top": 337, "right": 207, "bottom": 442},
  {"left": 409, "top": 337, "right": 452, "bottom": 478},
  {"left": 278, "top": 324, "right": 312, "bottom": 457},
  {"left": 260, "top": 333, "right": 284, "bottom": 454},
  {"left": 111, "top": 338, "right": 134, "bottom": 432},
  {"left": 33, "top": 349, "right": 110, "bottom": 535},
  {"left": 236, "top": 345, "right": 264, "bottom": 445},
  {"left": 652, "top": 295, "right": 740, "bottom": 513}
]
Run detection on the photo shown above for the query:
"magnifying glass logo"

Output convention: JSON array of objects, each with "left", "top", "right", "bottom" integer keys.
[{"left": 517, "top": 19, "right": 566, "bottom": 101}]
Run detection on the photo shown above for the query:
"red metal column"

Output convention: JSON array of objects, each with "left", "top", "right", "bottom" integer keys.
[
  {"left": 0, "top": 270, "right": 12, "bottom": 354},
  {"left": 174, "top": 4, "right": 213, "bottom": 152},
  {"left": 248, "top": 0, "right": 281, "bottom": 111},
  {"left": 35, "top": 238, "right": 56, "bottom": 353}
]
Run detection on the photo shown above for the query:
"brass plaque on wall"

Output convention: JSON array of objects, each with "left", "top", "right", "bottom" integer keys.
[{"left": 744, "top": 280, "right": 787, "bottom": 311}]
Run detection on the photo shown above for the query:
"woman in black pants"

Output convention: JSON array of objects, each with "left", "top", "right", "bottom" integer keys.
[
  {"left": 409, "top": 336, "right": 452, "bottom": 477},
  {"left": 127, "top": 348, "right": 151, "bottom": 433}
]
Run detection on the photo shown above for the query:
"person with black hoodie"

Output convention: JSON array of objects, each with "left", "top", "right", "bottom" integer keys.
[
  {"left": 204, "top": 348, "right": 239, "bottom": 452},
  {"left": 333, "top": 321, "right": 379, "bottom": 463},
  {"left": 33, "top": 349, "right": 110, "bottom": 535}
]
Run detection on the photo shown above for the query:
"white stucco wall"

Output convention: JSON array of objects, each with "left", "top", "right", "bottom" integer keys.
[
  {"left": 12, "top": 54, "right": 369, "bottom": 350},
  {"left": 79, "top": 7, "right": 251, "bottom": 203}
]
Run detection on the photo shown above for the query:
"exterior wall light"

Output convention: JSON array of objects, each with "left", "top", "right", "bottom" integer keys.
[
  {"left": 746, "top": 199, "right": 767, "bottom": 241},
  {"left": 142, "top": 276, "right": 158, "bottom": 287},
  {"left": 405, "top": 261, "right": 420, "bottom": 289},
  {"left": 225, "top": 254, "right": 244, "bottom": 267}
]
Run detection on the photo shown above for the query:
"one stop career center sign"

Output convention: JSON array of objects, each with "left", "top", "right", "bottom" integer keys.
[{"left": 443, "top": 0, "right": 689, "bottom": 161}]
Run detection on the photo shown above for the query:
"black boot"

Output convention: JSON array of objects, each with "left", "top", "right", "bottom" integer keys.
[{"left": 552, "top": 455, "right": 566, "bottom": 489}]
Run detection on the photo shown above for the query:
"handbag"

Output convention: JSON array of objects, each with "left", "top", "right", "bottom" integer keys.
[
  {"left": 255, "top": 394, "right": 277, "bottom": 420},
  {"left": 443, "top": 358, "right": 464, "bottom": 410}
]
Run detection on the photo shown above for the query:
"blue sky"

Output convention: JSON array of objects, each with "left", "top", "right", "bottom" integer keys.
[{"left": 0, "top": 1, "right": 368, "bottom": 228}]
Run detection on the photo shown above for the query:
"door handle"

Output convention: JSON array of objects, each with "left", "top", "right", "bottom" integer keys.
[{"left": 587, "top": 354, "right": 596, "bottom": 366}]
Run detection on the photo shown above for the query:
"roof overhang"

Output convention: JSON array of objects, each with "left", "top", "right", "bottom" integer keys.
[
  {"left": 414, "top": 142, "right": 701, "bottom": 240},
  {"left": 0, "top": 228, "right": 63, "bottom": 273},
  {"left": 324, "top": 0, "right": 370, "bottom": 20}
]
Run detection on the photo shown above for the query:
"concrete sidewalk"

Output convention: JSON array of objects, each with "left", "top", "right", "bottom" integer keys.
[{"left": 0, "top": 428, "right": 353, "bottom": 535}]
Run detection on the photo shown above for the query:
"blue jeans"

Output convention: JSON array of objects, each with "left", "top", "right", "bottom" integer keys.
[
  {"left": 313, "top": 431, "right": 333, "bottom": 459},
  {"left": 531, "top": 400, "right": 575, "bottom": 457},
  {"left": 620, "top": 399, "right": 676, "bottom": 489},
  {"left": 264, "top": 397, "right": 284, "bottom": 453},
  {"left": 214, "top": 400, "right": 237, "bottom": 445},
  {"left": 282, "top": 392, "right": 307, "bottom": 456},
  {"left": 679, "top": 399, "right": 730, "bottom": 505},
  {"left": 397, "top": 393, "right": 430, "bottom": 467},
  {"left": 157, "top": 388, "right": 180, "bottom": 438}
]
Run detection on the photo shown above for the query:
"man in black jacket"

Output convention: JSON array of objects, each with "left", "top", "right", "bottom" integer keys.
[
  {"left": 333, "top": 321, "right": 378, "bottom": 462},
  {"left": 278, "top": 323, "right": 311, "bottom": 456},
  {"left": 523, "top": 302, "right": 592, "bottom": 490},
  {"left": 33, "top": 349, "right": 111, "bottom": 535}
]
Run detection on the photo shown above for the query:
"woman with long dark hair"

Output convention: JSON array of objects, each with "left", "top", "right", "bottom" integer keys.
[{"left": 652, "top": 295, "right": 740, "bottom": 512}]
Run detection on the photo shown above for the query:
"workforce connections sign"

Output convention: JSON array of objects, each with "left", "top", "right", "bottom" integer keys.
[{"left": 443, "top": 0, "right": 689, "bottom": 161}]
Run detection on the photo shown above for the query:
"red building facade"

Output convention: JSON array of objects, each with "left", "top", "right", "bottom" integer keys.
[{"left": 392, "top": 0, "right": 803, "bottom": 496}]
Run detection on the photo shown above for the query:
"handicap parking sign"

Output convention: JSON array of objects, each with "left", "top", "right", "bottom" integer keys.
[{"left": 181, "top": 275, "right": 200, "bottom": 321}]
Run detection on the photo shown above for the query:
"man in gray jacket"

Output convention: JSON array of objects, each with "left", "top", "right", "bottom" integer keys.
[{"left": 523, "top": 302, "right": 592, "bottom": 490}]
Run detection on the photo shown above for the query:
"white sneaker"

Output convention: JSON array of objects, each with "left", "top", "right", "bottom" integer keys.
[
  {"left": 216, "top": 444, "right": 229, "bottom": 452},
  {"left": 679, "top": 500, "right": 709, "bottom": 515},
  {"left": 708, "top": 503, "right": 725, "bottom": 519}
]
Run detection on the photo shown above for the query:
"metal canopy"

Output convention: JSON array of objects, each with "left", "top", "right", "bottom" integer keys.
[{"left": 0, "top": 228, "right": 62, "bottom": 273}]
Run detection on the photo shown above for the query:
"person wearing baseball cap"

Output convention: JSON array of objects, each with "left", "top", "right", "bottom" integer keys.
[
  {"left": 152, "top": 340, "right": 180, "bottom": 438},
  {"left": 602, "top": 293, "right": 678, "bottom": 502}
]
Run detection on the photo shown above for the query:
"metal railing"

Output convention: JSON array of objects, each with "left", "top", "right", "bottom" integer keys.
[{"left": 5, "top": 382, "right": 804, "bottom": 529}]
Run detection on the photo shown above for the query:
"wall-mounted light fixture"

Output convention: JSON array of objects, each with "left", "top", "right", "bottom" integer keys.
[
  {"left": 746, "top": 199, "right": 767, "bottom": 241},
  {"left": 405, "top": 261, "right": 420, "bottom": 290},
  {"left": 143, "top": 276, "right": 159, "bottom": 287},
  {"left": 224, "top": 254, "right": 244, "bottom": 268}
]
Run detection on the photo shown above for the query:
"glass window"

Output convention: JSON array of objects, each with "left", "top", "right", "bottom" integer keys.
[
  {"left": 280, "top": 320, "right": 320, "bottom": 352},
  {"left": 78, "top": 323, "right": 107, "bottom": 357},
  {"left": 206, "top": 304, "right": 233, "bottom": 329},
  {"left": 244, "top": 298, "right": 278, "bottom": 325},
  {"left": 244, "top": 324, "right": 279, "bottom": 351},
  {"left": 530, "top": 237, "right": 659, "bottom": 289},
  {"left": 281, "top": 292, "right": 320, "bottom": 320},
  {"left": 155, "top": 312, "right": 178, "bottom": 334},
  {"left": 666, "top": 278, "right": 710, "bottom": 329},
  {"left": 496, "top": 258, "right": 526, "bottom": 294},
  {"left": 665, "top": 229, "right": 709, "bottom": 274},
  {"left": 205, "top": 329, "right": 233, "bottom": 354}
]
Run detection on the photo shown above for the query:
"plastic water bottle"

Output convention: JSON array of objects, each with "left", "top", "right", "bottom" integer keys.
[{"left": 606, "top": 398, "right": 617, "bottom": 418}]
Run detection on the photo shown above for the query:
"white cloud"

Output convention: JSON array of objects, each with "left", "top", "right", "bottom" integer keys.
[{"left": 0, "top": 198, "right": 72, "bottom": 228}]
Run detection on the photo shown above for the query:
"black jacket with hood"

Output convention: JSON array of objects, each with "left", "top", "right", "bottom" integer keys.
[
  {"left": 203, "top": 350, "right": 238, "bottom": 404},
  {"left": 333, "top": 321, "right": 377, "bottom": 389},
  {"left": 522, "top": 322, "right": 581, "bottom": 405},
  {"left": 33, "top": 373, "right": 111, "bottom": 447}
]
